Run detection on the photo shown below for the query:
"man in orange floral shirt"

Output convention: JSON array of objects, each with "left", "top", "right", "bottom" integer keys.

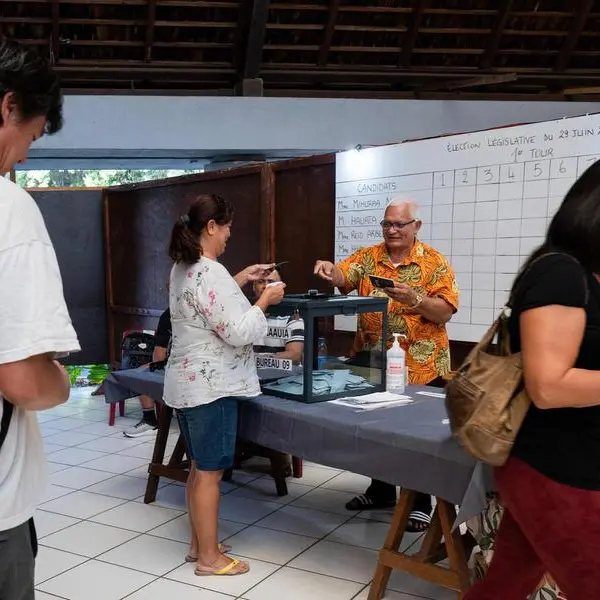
[{"left": 314, "top": 199, "right": 459, "bottom": 531}]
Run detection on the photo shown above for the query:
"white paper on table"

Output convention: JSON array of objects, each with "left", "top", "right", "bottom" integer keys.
[
  {"left": 416, "top": 391, "right": 445, "bottom": 398},
  {"left": 329, "top": 391, "right": 413, "bottom": 411}
]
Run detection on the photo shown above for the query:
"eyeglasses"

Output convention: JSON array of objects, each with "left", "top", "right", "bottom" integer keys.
[{"left": 380, "top": 219, "right": 416, "bottom": 231}]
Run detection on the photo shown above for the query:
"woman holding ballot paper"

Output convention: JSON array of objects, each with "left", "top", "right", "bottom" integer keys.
[{"left": 164, "top": 193, "right": 284, "bottom": 577}]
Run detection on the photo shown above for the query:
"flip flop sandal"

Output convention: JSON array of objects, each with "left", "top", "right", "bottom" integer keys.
[
  {"left": 185, "top": 543, "right": 232, "bottom": 562},
  {"left": 406, "top": 510, "right": 431, "bottom": 533},
  {"left": 345, "top": 494, "right": 396, "bottom": 511},
  {"left": 194, "top": 558, "right": 249, "bottom": 577}
]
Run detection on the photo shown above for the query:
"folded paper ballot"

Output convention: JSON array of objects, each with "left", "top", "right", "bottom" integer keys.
[
  {"left": 330, "top": 391, "right": 413, "bottom": 411},
  {"left": 261, "top": 369, "right": 374, "bottom": 396}
]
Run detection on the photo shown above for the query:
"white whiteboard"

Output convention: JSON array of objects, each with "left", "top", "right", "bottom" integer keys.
[{"left": 336, "top": 113, "right": 600, "bottom": 342}]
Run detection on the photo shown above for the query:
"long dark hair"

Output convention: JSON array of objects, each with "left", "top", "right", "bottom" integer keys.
[
  {"left": 511, "top": 159, "right": 600, "bottom": 294},
  {"left": 168, "top": 194, "right": 233, "bottom": 264}
]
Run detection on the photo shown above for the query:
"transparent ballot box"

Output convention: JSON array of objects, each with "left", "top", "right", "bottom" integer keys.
[{"left": 260, "top": 292, "right": 388, "bottom": 403}]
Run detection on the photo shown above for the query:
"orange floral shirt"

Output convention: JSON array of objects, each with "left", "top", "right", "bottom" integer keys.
[{"left": 337, "top": 241, "right": 459, "bottom": 385}]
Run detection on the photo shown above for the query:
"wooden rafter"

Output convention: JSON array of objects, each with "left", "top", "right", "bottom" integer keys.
[
  {"left": 51, "top": 0, "right": 60, "bottom": 64},
  {"left": 555, "top": 0, "right": 594, "bottom": 72},
  {"left": 318, "top": 0, "right": 340, "bottom": 67},
  {"left": 145, "top": 0, "right": 157, "bottom": 62},
  {"left": 10, "top": 0, "right": 600, "bottom": 100},
  {"left": 421, "top": 73, "right": 518, "bottom": 92},
  {"left": 399, "top": 0, "right": 429, "bottom": 68},
  {"left": 239, "top": 0, "right": 271, "bottom": 80},
  {"left": 480, "top": 0, "right": 513, "bottom": 69}
]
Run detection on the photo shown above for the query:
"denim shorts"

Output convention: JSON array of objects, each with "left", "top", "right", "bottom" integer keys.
[{"left": 175, "top": 397, "right": 239, "bottom": 471}]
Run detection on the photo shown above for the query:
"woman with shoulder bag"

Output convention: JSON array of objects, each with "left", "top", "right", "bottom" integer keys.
[
  {"left": 164, "top": 194, "right": 285, "bottom": 577},
  {"left": 465, "top": 160, "right": 600, "bottom": 599}
]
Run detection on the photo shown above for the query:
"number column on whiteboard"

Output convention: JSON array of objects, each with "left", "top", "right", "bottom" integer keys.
[
  {"left": 452, "top": 168, "right": 476, "bottom": 325},
  {"left": 545, "top": 157, "right": 577, "bottom": 243},
  {"left": 432, "top": 170, "right": 453, "bottom": 260},
  {"left": 470, "top": 164, "right": 500, "bottom": 327}
]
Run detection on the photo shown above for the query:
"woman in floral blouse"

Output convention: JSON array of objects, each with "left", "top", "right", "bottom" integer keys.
[{"left": 164, "top": 194, "right": 285, "bottom": 577}]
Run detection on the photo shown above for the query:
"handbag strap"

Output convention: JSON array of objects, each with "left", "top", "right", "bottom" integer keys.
[
  {"left": 0, "top": 398, "right": 14, "bottom": 450},
  {"left": 486, "top": 252, "right": 589, "bottom": 357}
]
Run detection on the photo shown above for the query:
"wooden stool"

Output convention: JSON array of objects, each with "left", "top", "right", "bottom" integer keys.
[
  {"left": 144, "top": 403, "right": 302, "bottom": 502},
  {"left": 227, "top": 439, "right": 297, "bottom": 496},
  {"left": 368, "top": 489, "right": 472, "bottom": 600}
]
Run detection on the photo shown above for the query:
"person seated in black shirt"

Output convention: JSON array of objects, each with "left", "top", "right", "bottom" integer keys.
[
  {"left": 123, "top": 308, "right": 171, "bottom": 438},
  {"left": 465, "top": 160, "right": 600, "bottom": 600}
]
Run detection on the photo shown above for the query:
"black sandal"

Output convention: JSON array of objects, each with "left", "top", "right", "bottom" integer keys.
[
  {"left": 345, "top": 494, "right": 396, "bottom": 511},
  {"left": 406, "top": 510, "right": 431, "bottom": 533}
]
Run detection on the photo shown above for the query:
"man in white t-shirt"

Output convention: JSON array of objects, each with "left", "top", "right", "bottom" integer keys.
[
  {"left": 0, "top": 40, "right": 80, "bottom": 600},
  {"left": 253, "top": 268, "right": 304, "bottom": 363}
]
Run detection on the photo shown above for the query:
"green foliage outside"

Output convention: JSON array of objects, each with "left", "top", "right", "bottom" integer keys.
[
  {"left": 15, "top": 169, "right": 202, "bottom": 188},
  {"left": 65, "top": 364, "right": 111, "bottom": 387},
  {"left": 14, "top": 169, "right": 187, "bottom": 386}
]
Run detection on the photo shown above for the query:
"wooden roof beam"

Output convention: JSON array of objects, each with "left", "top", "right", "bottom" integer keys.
[
  {"left": 237, "top": 0, "right": 271, "bottom": 80},
  {"left": 399, "top": 0, "right": 429, "bottom": 68},
  {"left": 555, "top": 0, "right": 594, "bottom": 72},
  {"left": 480, "top": 0, "right": 513, "bottom": 69},
  {"left": 564, "top": 85, "right": 600, "bottom": 95},
  {"left": 145, "top": 0, "right": 157, "bottom": 62},
  {"left": 421, "top": 73, "right": 518, "bottom": 92},
  {"left": 51, "top": 0, "right": 59, "bottom": 64},
  {"left": 318, "top": 0, "right": 339, "bottom": 67}
]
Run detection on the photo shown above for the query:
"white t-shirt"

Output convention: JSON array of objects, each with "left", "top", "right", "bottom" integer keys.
[
  {"left": 0, "top": 178, "right": 80, "bottom": 531},
  {"left": 164, "top": 257, "right": 267, "bottom": 409}
]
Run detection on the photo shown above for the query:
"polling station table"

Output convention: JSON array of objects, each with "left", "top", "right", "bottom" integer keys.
[{"left": 104, "top": 367, "right": 493, "bottom": 599}]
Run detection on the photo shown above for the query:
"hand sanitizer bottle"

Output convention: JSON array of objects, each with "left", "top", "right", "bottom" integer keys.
[{"left": 386, "top": 333, "right": 406, "bottom": 394}]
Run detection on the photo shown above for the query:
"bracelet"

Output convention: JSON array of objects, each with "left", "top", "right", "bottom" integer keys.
[{"left": 410, "top": 292, "right": 424, "bottom": 309}]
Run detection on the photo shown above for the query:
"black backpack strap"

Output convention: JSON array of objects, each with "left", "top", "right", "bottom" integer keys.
[{"left": 0, "top": 397, "right": 14, "bottom": 450}]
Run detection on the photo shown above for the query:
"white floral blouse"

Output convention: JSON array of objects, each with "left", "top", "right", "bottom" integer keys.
[{"left": 163, "top": 257, "right": 267, "bottom": 409}]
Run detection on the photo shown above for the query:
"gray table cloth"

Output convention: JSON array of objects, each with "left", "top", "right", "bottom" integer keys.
[{"left": 104, "top": 367, "right": 493, "bottom": 523}]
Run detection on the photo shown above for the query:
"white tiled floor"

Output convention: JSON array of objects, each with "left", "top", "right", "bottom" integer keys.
[{"left": 32, "top": 387, "right": 451, "bottom": 600}]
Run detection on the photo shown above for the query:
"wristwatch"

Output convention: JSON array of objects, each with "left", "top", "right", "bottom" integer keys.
[{"left": 410, "top": 291, "right": 424, "bottom": 309}]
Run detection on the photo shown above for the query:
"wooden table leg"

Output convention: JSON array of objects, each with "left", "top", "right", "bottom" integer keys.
[
  {"left": 144, "top": 403, "right": 173, "bottom": 503},
  {"left": 414, "top": 508, "right": 443, "bottom": 563},
  {"left": 369, "top": 489, "right": 416, "bottom": 600},
  {"left": 269, "top": 451, "right": 289, "bottom": 497},
  {"left": 438, "top": 500, "right": 472, "bottom": 596},
  {"left": 368, "top": 493, "right": 472, "bottom": 600},
  {"left": 167, "top": 434, "right": 187, "bottom": 467}
]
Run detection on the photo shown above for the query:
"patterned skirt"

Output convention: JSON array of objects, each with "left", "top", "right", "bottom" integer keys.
[{"left": 467, "top": 493, "right": 567, "bottom": 600}]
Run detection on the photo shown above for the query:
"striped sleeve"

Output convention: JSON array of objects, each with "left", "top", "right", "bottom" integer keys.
[{"left": 286, "top": 318, "right": 305, "bottom": 344}]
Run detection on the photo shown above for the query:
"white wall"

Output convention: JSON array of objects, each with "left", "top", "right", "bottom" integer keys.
[{"left": 28, "top": 96, "right": 600, "bottom": 163}]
